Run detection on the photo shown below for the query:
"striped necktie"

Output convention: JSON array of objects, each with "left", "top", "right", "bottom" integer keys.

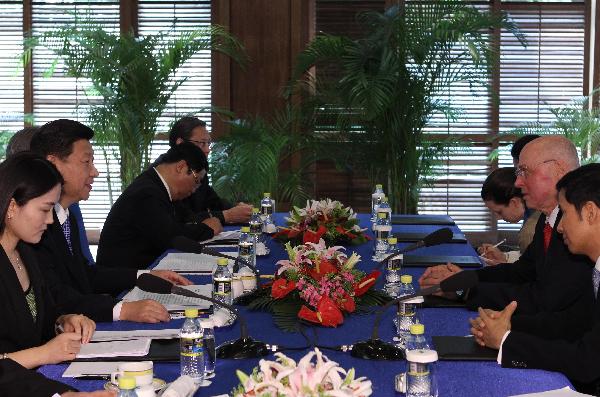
[
  {"left": 61, "top": 215, "right": 73, "bottom": 254},
  {"left": 593, "top": 268, "right": 600, "bottom": 299},
  {"left": 543, "top": 222, "right": 552, "bottom": 253}
]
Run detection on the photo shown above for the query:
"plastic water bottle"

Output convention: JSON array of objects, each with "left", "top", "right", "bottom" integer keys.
[
  {"left": 371, "top": 184, "right": 385, "bottom": 222},
  {"left": 260, "top": 192, "right": 274, "bottom": 227},
  {"left": 384, "top": 237, "right": 402, "bottom": 297},
  {"left": 199, "top": 318, "right": 216, "bottom": 379},
  {"left": 117, "top": 377, "right": 137, "bottom": 397},
  {"left": 406, "top": 323, "right": 430, "bottom": 352},
  {"left": 373, "top": 212, "right": 392, "bottom": 259},
  {"left": 249, "top": 207, "right": 263, "bottom": 242},
  {"left": 180, "top": 309, "right": 204, "bottom": 384},
  {"left": 405, "top": 349, "right": 438, "bottom": 397},
  {"left": 394, "top": 275, "right": 417, "bottom": 348},
  {"left": 213, "top": 258, "right": 233, "bottom": 306},
  {"left": 238, "top": 226, "right": 255, "bottom": 270},
  {"left": 377, "top": 196, "right": 392, "bottom": 224}
]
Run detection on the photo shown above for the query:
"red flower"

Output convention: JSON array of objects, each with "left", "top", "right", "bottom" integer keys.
[
  {"left": 297, "top": 297, "right": 344, "bottom": 327},
  {"left": 271, "top": 278, "right": 296, "bottom": 299},
  {"left": 338, "top": 292, "right": 356, "bottom": 313},
  {"left": 303, "top": 225, "right": 327, "bottom": 244},
  {"left": 307, "top": 258, "right": 338, "bottom": 281},
  {"left": 335, "top": 225, "right": 357, "bottom": 240},
  {"left": 353, "top": 270, "right": 381, "bottom": 296}
]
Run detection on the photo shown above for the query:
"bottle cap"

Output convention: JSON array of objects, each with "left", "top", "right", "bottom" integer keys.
[
  {"left": 184, "top": 308, "right": 199, "bottom": 318},
  {"left": 217, "top": 258, "right": 228, "bottom": 266},
  {"left": 387, "top": 237, "right": 397, "bottom": 244},
  {"left": 118, "top": 376, "right": 136, "bottom": 390},
  {"left": 400, "top": 275, "right": 412, "bottom": 284},
  {"left": 410, "top": 323, "right": 425, "bottom": 335},
  {"left": 263, "top": 192, "right": 271, "bottom": 198},
  {"left": 376, "top": 184, "right": 383, "bottom": 189},
  {"left": 377, "top": 212, "right": 387, "bottom": 219},
  {"left": 406, "top": 349, "right": 438, "bottom": 364},
  {"left": 241, "top": 226, "right": 250, "bottom": 232},
  {"left": 252, "top": 207, "right": 259, "bottom": 214}
]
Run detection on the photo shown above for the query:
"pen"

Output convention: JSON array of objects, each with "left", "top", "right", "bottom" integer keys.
[
  {"left": 491, "top": 238, "right": 506, "bottom": 249},
  {"left": 73, "top": 374, "right": 110, "bottom": 380}
]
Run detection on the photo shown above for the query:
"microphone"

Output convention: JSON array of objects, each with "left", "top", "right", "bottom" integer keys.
[
  {"left": 136, "top": 273, "right": 268, "bottom": 359},
  {"left": 350, "top": 270, "right": 479, "bottom": 360},
  {"left": 171, "top": 235, "right": 259, "bottom": 275},
  {"left": 379, "top": 228, "right": 454, "bottom": 264}
]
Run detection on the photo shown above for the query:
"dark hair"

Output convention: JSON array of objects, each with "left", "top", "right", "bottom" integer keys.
[
  {"left": 511, "top": 134, "right": 541, "bottom": 161},
  {"left": 6, "top": 127, "right": 39, "bottom": 157},
  {"left": 168, "top": 117, "right": 207, "bottom": 147},
  {"left": 556, "top": 163, "right": 600, "bottom": 215},
  {"left": 481, "top": 167, "right": 522, "bottom": 205},
  {"left": 0, "top": 152, "right": 63, "bottom": 234},
  {"left": 157, "top": 141, "right": 208, "bottom": 172},
  {"left": 30, "top": 119, "right": 94, "bottom": 159}
]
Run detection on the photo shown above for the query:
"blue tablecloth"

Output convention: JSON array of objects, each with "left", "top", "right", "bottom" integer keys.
[{"left": 39, "top": 213, "right": 572, "bottom": 396}]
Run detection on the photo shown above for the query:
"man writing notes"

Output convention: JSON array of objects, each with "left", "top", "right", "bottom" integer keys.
[
  {"left": 30, "top": 119, "right": 190, "bottom": 323},
  {"left": 472, "top": 163, "right": 600, "bottom": 394},
  {"left": 419, "top": 136, "right": 593, "bottom": 320},
  {"left": 97, "top": 141, "right": 223, "bottom": 269}
]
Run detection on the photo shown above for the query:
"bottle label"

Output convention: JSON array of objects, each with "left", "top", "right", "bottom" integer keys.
[
  {"left": 399, "top": 302, "right": 416, "bottom": 316},
  {"left": 408, "top": 362, "right": 429, "bottom": 376},
  {"left": 261, "top": 204, "right": 273, "bottom": 215},
  {"left": 238, "top": 243, "right": 252, "bottom": 256},
  {"left": 213, "top": 280, "right": 232, "bottom": 295},
  {"left": 376, "top": 229, "right": 391, "bottom": 240},
  {"left": 180, "top": 337, "right": 204, "bottom": 357},
  {"left": 249, "top": 222, "right": 262, "bottom": 234},
  {"left": 388, "top": 258, "right": 402, "bottom": 270}
]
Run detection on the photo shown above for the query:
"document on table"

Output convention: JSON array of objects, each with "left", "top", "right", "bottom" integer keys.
[
  {"left": 91, "top": 329, "right": 179, "bottom": 342},
  {"left": 510, "top": 387, "right": 593, "bottom": 397},
  {"left": 153, "top": 252, "right": 237, "bottom": 273},
  {"left": 63, "top": 361, "right": 124, "bottom": 377},
  {"left": 76, "top": 338, "right": 151, "bottom": 359},
  {"left": 122, "top": 284, "right": 213, "bottom": 310},
  {"left": 202, "top": 230, "right": 241, "bottom": 243}
]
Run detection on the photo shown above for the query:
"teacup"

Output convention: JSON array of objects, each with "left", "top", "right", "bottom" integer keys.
[{"left": 111, "top": 361, "right": 153, "bottom": 387}]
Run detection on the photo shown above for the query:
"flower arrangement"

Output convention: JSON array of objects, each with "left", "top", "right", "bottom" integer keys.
[
  {"left": 232, "top": 348, "right": 373, "bottom": 397},
  {"left": 273, "top": 199, "right": 369, "bottom": 245},
  {"left": 241, "top": 239, "right": 388, "bottom": 331}
]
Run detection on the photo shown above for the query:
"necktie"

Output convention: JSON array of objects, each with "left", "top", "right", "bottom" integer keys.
[
  {"left": 61, "top": 215, "right": 73, "bottom": 254},
  {"left": 543, "top": 222, "right": 552, "bottom": 253},
  {"left": 594, "top": 268, "right": 600, "bottom": 299}
]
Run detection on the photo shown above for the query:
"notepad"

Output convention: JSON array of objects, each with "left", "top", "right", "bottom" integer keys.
[
  {"left": 63, "top": 361, "right": 124, "bottom": 377},
  {"left": 122, "top": 284, "right": 213, "bottom": 310},
  {"left": 91, "top": 329, "right": 180, "bottom": 342},
  {"left": 153, "top": 252, "right": 236, "bottom": 273},
  {"left": 76, "top": 338, "right": 151, "bottom": 359}
]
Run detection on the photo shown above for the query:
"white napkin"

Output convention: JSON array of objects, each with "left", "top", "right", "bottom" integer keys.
[{"left": 161, "top": 375, "right": 199, "bottom": 397}]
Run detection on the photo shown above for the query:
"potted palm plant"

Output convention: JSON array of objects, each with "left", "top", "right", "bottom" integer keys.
[{"left": 290, "top": 1, "right": 524, "bottom": 213}]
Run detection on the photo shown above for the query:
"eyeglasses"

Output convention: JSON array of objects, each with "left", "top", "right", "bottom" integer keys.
[
  {"left": 515, "top": 159, "right": 557, "bottom": 179},
  {"left": 189, "top": 169, "right": 201, "bottom": 185},
  {"left": 187, "top": 139, "right": 212, "bottom": 148}
]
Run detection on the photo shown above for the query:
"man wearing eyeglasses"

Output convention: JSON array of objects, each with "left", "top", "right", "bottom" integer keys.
[
  {"left": 419, "top": 136, "right": 593, "bottom": 322},
  {"left": 97, "top": 142, "right": 223, "bottom": 270},
  {"left": 168, "top": 117, "right": 252, "bottom": 226}
]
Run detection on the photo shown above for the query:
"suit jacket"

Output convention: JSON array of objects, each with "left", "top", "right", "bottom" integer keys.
[
  {"left": 97, "top": 168, "right": 215, "bottom": 270},
  {"left": 32, "top": 210, "right": 132, "bottom": 322},
  {"left": 502, "top": 285, "right": 600, "bottom": 391},
  {"left": 0, "top": 359, "right": 72, "bottom": 396},
  {"left": 467, "top": 211, "right": 593, "bottom": 315},
  {"left": 174, "top": 172, "right": 232, "bottom": 225},
  {"left": 0, "top": 243, "right": 58, "bottom": 354}
]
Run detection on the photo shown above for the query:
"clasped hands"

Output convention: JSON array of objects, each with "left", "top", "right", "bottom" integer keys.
[{"left": 469, "top": 301, "right": 518, "bottom": 350}]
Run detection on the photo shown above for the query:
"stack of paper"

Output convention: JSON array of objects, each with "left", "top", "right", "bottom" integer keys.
[
  {"left": 153, "top": 252, "right": 236, "bottom": 273},
  {"left": 63, "top": 362, "right": 124, "bottom": 378},
  {"left": 122, "top": 284, "right": 213, "bottom": 311},
  {"left": 91, "top": 329, "right": 179, "bottom": 342},
  {"left": 76, "top": 338, "right": 151, "bottom": 359}
]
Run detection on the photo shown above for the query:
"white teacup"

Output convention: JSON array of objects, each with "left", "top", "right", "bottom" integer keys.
[
  {"left": 231, "top": 274, "right": 244, "bottom": 298},
  {"left": 111, "top": 361, "right": 154, "bottom": 387}
]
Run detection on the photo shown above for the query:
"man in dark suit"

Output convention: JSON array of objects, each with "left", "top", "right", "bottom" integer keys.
[
  {"left": 97, "top": 141, "right": 222, "bottom": 270},
  {"left": 167, "top": 116, "right": 252, "bottom": 225},
  {"left": 472, "top": 163, "right": 600, "bottom": 393},
  {"left": 419, "top": 136, "right": 593, "bottom": 318},
  {"left": 30, "top": 119, "right": 189, "bottom": 323}
]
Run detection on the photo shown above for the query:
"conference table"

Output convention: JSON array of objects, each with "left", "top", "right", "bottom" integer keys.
[{"left": 39, "top": 213, "right": 572, "bottom": 396}]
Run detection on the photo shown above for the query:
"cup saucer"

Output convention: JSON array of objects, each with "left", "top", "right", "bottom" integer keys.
[{"left": 104, "top": 378, "right": 166, "bottom": 392}]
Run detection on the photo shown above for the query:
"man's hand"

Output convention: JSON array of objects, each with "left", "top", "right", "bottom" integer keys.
[
  {"left": 469, "top": 308, "right": 501, "bottom": 346},
  {"left": 475, "top": 301, "right": 517, "bottom": 349},
  {"left": 61, "top": 390, "right": 117, "bottom": 397},
  {"left": 63, "top": 391, "right": 116, "bottom": 397},
  {"left": 223, "top": 203, "right": 253, "bottom": 223},
  {"left": 150, "top": 270, "right": 193, "bottom": 286},
  {"left": 478, "top": 244, "right": 506, "bottom": 265},
  {"left": 202, "top": 217, "right": 223, "bottom": 235},
  {"left": 40, "top": 332, "right": 82, "bottom": 364},
  {"left": 58, "top": 314, "right": 96, "bottom": 343},
  {"left": 418, "top": 262, "right": 462, "bottom": 295},
  {"left": 120, "top": 300, "right": 170, "bottom": 323}
]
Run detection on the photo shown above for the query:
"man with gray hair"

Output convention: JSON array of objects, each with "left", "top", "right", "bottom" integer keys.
[{"left": 420, "top": 136, "right": 593, "bottom": 328}]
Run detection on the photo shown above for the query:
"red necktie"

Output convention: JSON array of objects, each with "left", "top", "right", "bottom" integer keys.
[{"left": 543, "top": 223, "right": 552, "bottom": 252}]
